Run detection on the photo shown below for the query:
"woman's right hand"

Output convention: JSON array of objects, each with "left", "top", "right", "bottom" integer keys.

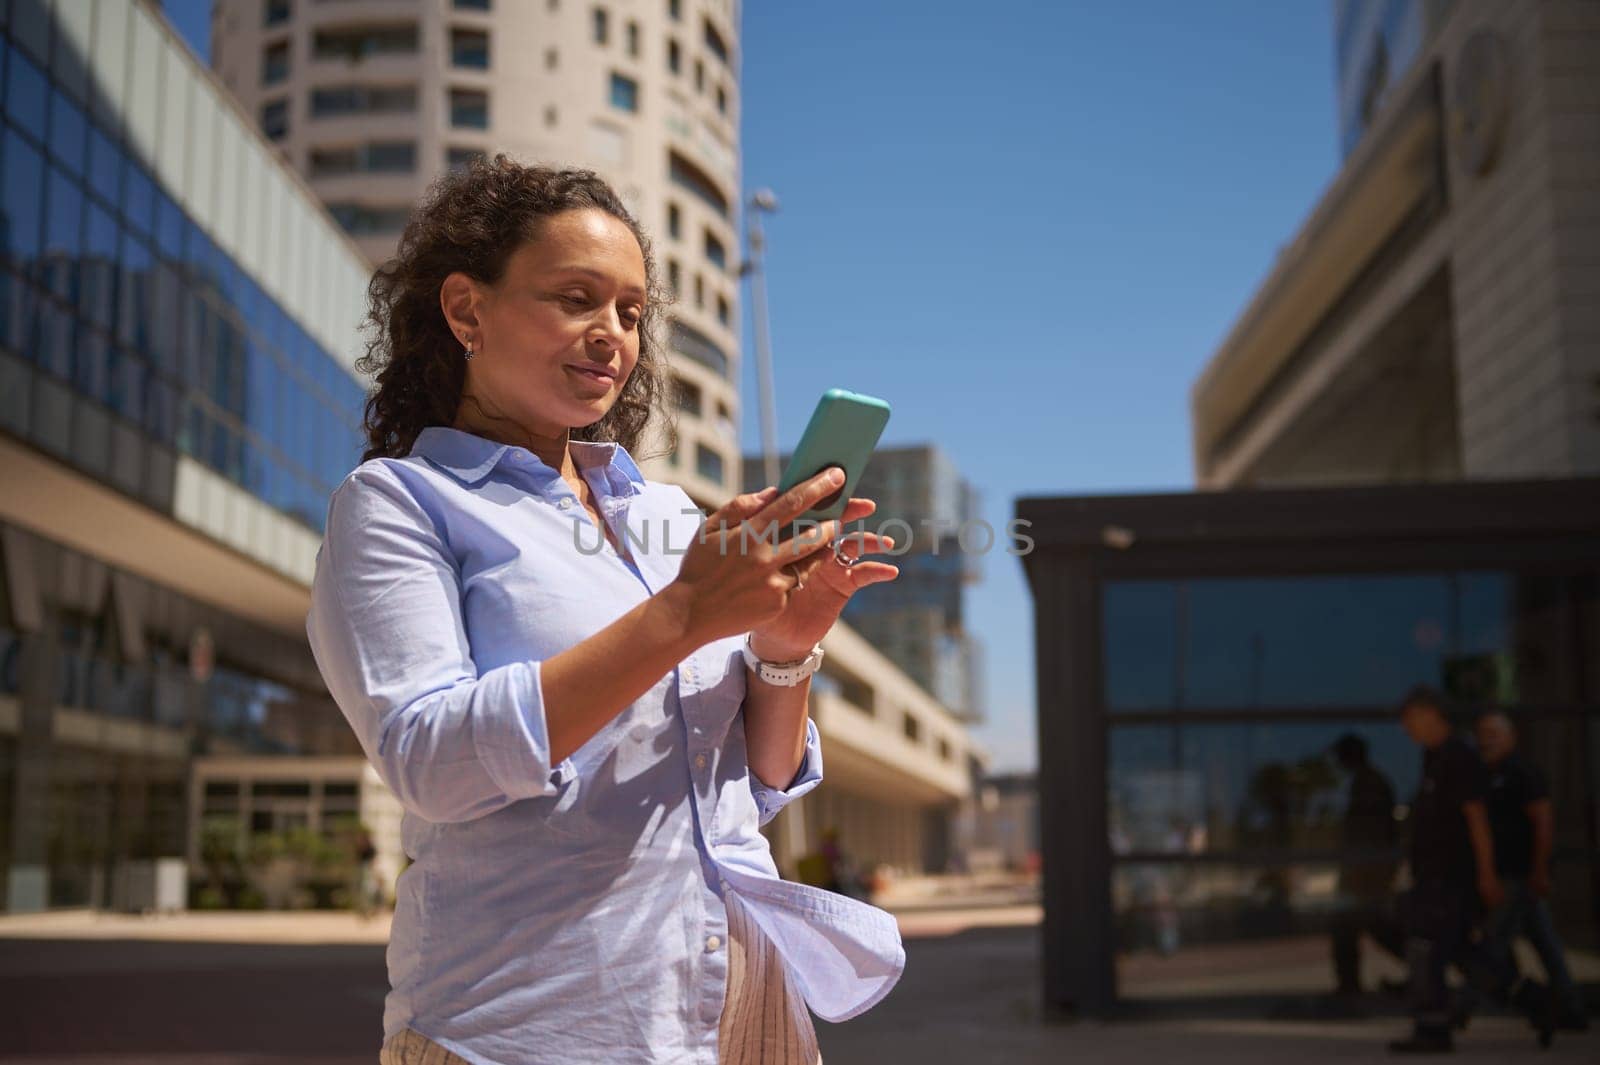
[{"left": 666, "top": 467, "right": 849, "bottom": 645}]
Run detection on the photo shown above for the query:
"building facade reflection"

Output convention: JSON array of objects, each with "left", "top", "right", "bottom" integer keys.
[
  {"left": 1020, "top": 479, "right": 1600, "bottom": 1014},
  {"left": 0, "top": 0, "right": 371, "bottom": 913}
]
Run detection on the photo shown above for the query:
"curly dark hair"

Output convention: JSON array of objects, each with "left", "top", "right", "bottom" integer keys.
[{"left": 356, "top": 155, "right": 675, "bottom": 463}]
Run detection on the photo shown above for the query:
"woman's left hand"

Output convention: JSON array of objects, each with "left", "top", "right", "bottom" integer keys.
[{"left": 747, "top": 496, "right": 899, "bottom": 661}]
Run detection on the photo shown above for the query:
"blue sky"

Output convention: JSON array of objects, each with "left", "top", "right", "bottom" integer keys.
[{"left": 165, "top": 1, "right": 1340, "bottom": 771}]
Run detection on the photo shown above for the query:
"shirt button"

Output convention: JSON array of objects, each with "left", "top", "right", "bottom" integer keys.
[
  {"left": 705, "top": 935, "right": 721, "bottom": 952},
  {"left": 557, "top": 497, "right": 573, "bottom": 509},
  {"left": 694, "top": 753, "right": 708, "bottom": 770}
]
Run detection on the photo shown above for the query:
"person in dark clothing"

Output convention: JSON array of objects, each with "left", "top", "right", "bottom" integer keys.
[
  {"left": 1389, "top": 686, "right": 1552, "bottom": 1054},
  {"left": 1475, "top": 711, "right": 1588, "bottom": 1031},
  {"left": 1330, "top": 734, "right": 1406, "bottom": 998},
  {"left": 352, "top": 825, "right": 380, "bottom": 920}
]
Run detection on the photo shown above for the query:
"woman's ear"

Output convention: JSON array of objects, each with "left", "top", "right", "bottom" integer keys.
[{"left": 440, "top": 271, "right": 483, "bottom": 348}]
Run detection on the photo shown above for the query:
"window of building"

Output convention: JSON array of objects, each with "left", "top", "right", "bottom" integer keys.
[
  {"left": 938, "top": 737, "right": 952, "bottom": 762},
  {"left": 450, "top": 88, "right": 489, "bottom": 128},
  {"left": 695, "top": 444, "right": 724, "bottom": 484},
  {"left": 259, "top": 99, "right": 288, "bottom": 139},
  {"left": 4, "top": 47, "right": 48, "bottom": 143},
  {"left": 545, "top": 106, "right": 558, "bottom": 128},
  {"left": 453, "top": 0, "right": 491, "bottom": 9},
  {"left": 451, "top": 28, "right": 490, "bottom": 68},
  {"left": 667, "top": 38, "right": 681, "bottom": 75},
  {"left": 666, "top": 258, "right": 681, "bottom": 296},
  {"left": 827, "top": 665, "right": 875, "bottom": 715},
  {"left": 263, "top": 0, "right": 291, "bottom": 28},
  {"left": 668, "top": 151, "right": 728, "bottom": 218},
  {"left": 716, "top": 294, "right": 729, "bottom": 326},
  {"left": 715, "top": 84, "right": 727, "bottom": 115},
  {"left": 252, "top": 780, "right": 312, "bottom": 799},
  {"left": 626, "top": 20, "right": 639, "bottom": 57},
  {"left": 694, "top": 59, "right": 704, "bottom": 93},
  {"left": 313, "top": 25, "right": 420, "bottom": 61},
  {"left": 609, "top": 72, "right": 638, "bottom": 113},
  {"left": 670, "top": 321, "right": 729, "bottom": 377},
  {"left": 310, "top": 84, "right": 418, "bottom": 117},
  {"left": 903, "top": 713, "right": 921, "bottom": 743},
  {"left": 675, "top": 377, "right": 702, "bottom": 417},
  {"left": 262, "top": 41, "right": 289, "bottom": 86},
  {"left": 446, "top": 146, "right": 484, "bottom": 171},
  {"left": 666, "top": 201, "right": 681, "bottom": 239},
  {"left": 703, "top": 230, "right": 725, "bottom": 270},
  {"left": 546, "top": 47, "right": 559, "bottom": 70},
  {"left": 592, "top": 7, "right": 608, "bottom": 44},
  {"left": 693, "top": 273, "right": 703, "bottom": 308},
  {"left": 365, "top": 141, "right": 416, "bottom": 172},
  {"left": 1100, "top": 572, "right": 1533, "bottom": 712},
  {"left": 327, "top": 202, "right": 411, "bottom": 235},
  {"left": 309, "top": 141, "right": 416, "bottom": 176},
  {"left": 703, "top": 19, "right": 730, "bottom": 65},
  {"left": 668, "top": 0, "right": 681, "bottom": 21}
]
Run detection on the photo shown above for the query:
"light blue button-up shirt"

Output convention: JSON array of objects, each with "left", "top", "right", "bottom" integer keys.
[{"left": 305, "top": 426, "right": 904, "bottom": 1064}]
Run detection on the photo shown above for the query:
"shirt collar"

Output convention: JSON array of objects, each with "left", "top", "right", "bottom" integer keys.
[{"left": 409, "top": 425, "right": 647, "bottom": 496}]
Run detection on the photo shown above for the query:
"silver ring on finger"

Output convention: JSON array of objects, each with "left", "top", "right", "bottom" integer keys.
[{"left": 832, "top": 538, "right": 863, "bottom": 567}]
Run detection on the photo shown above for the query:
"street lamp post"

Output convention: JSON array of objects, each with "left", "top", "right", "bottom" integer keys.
[
  {"left": 744, "top": 189, "right": 781, "bottom": 492},
  {"left": 742, "top": 188, "right": 809, "bottom": 871}
]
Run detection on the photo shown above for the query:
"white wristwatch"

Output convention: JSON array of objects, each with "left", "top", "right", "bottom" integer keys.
[{"left": 741, "top": 634, "right": 825, "bottom": 687}]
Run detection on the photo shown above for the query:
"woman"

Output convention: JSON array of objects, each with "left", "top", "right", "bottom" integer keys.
[{"left": 306, "top": 157, "right": 905, "bottom": 1065}]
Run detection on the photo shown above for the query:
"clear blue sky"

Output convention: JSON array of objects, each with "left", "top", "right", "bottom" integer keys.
[{"left": 165, "top": 1, "right": 1340, "bottom": 771}]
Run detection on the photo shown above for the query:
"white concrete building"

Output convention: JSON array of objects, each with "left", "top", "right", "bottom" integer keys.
[{"left": 211, "top": 0, "right": 744, "bottom": 506}]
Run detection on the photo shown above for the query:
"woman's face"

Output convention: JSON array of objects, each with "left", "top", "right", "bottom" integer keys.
[{"left": 447, "top": 208, "right": 648, "bottom": 439}]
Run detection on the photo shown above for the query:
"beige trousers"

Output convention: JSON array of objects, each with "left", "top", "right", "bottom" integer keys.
[
  {"left": 378, "top": 894, "right": 821, "bottom": 1065},
  {"left": 717, "top": 890, "right": 823, "bottom": 1065}
]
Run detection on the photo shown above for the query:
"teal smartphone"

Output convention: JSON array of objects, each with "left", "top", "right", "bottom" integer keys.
[{"left": 772, "top": 388, "right": 892, "bottom": 542}]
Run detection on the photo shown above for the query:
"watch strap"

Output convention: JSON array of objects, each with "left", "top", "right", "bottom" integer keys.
[{"left": 741, "top": 635, "right": 825, "bottom": 687}]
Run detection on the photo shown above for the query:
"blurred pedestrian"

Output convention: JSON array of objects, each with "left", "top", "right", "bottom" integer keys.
[
  {"left": 1474, "top": 711, "right": 1587, "bottom": 1031},
  {"left": 818, "top": 827, "right": 868, "bottom": 900},
  {"left": 352, "top": 825, "right": 379, "bottom": 920},
  {"left": 1329, "top": 733, "right": 1404, "bottom": 998},
  {"left": 1389, "top": 685, "right": 1552, "bottom": 1054}
]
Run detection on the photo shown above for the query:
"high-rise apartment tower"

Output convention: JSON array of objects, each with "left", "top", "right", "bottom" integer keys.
[{"left": 212, "top": 0, "right": 744, "bottom": 504}]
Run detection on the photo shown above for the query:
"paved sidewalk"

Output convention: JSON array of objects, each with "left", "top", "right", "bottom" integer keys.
[
  {"left": 0, "top": 907, "right": 395, "bottom": 944},
  {"left": 2, "top": 908, "right": 1592, "bottom": 1064}
]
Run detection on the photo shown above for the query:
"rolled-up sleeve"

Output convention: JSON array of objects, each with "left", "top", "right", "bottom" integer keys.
[
  {"left": 306, "top": 467, "right": 560, "bottom": 824},
  {"left": 748, "top": 716, "right": 823, "bottom": 827}
]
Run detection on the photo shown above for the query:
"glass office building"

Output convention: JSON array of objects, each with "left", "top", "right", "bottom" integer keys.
[
  {"left": 0, "top": 0, "right": 371, "bottom": 912},
  {"left": 1020, "top": 477, "right": 1600, "bottom": 1014},
  {"left": 1333, "top": 0, "right": 1451, "bottom": 156}
]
